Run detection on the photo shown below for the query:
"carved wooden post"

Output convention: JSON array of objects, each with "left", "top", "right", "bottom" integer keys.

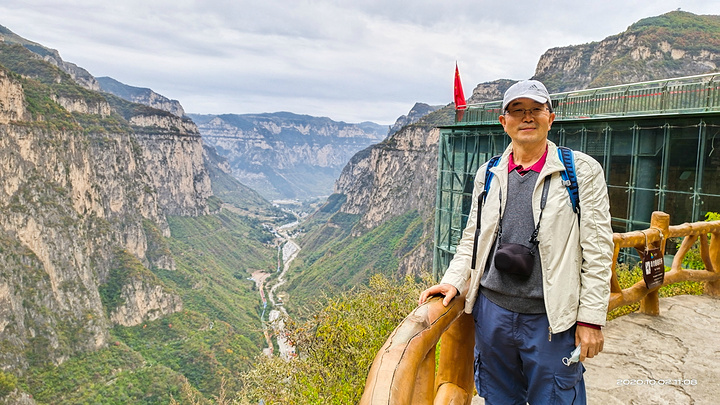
[
  {"left": 639, "top": 211, "right": 670, "bottom": 315},
  {"left": 411, "top": 346, "right": 436, "bottom": 405},
  {"left": 434, "top": 313, "right": 475, "bottom": 404},
  {"left": 359, "top": 296, "right": 465, "bottom": 405}
]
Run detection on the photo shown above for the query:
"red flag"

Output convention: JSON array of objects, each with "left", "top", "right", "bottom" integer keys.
[{"left": 454, "top": 63, "right": 467, "bottom": 110}]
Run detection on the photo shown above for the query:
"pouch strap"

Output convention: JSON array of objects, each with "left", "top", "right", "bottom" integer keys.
[
  {"left": 529, "top": 176, "right": 552, "bottom": 246},
  {"left": 470, "top": 190, "right": 486, "bottom": 269}
]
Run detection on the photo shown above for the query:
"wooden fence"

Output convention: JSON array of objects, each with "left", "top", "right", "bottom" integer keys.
[{"left": 359, "top": 211, "right": 720, "bottom": 405}]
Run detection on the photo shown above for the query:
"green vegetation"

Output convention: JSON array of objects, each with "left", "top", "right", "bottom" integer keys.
[
  {"left": 0, "top": 37, "right": 287, "bottom": 402},
  {"left": 284, "top": 211, "right": 426, "bottom": 314},
  {"left": 0, "top": 42, "right": 186, "bottom": 134},
  {"left": 204, "top": 145, "right": 289, "bottom": 222},
  {"left": 0, "top": 371, "right": 17, "bottom": 398},
  {"left": 15, "top": 206, "right": 278, "bottom": 401},
  {"left": 111, "top": 310, "right": 258, "bottom": 397},
  {"left": 0, "top": 43, "right": 66, "bottom": 84},
  {"left": 161, "top": 209, "right": 275, "bottom": 337},
  {"left": 21, "top": 343, "right": 191, "bottom": 404},
  {"left": 536, "top": 11, "right": 720, "bottom": 92},
  {"left": 238, "top": 275, "right": 425, "bottom": 405}
]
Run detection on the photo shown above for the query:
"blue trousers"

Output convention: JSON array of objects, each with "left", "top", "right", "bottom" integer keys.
[{"left": 472, "top": 292, "right": 586, "bottom": 404}]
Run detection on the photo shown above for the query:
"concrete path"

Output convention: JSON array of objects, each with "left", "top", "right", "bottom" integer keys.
[{"left": 472, "top": 295, "right": 720, "bottom": 404}]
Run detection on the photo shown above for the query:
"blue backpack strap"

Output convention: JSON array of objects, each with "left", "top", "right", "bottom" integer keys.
[
  {"left": 471, "top": 155, "right": 501, "bottom": 269},
  {"left": 482, "top": 155, "right": 502, "bottom": 202},
  {"left": 557, "top": 146, "right": 580, "bottom": 215}
]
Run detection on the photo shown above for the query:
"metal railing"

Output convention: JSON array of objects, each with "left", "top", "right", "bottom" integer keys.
[
  {"left": 455, "top": 73, "right": 720, "bottom": 125},
  {"left": 360, "top": 211, "right": 720, "bottom": 404}
]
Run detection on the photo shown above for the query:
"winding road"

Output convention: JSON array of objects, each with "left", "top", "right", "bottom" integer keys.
[{"left": 259, "top": 222, "right": 300, "bottom": 358}]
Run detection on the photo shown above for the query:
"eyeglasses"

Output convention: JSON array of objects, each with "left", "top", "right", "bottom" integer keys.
[{"left": 504, "top": 107, "right": 550, "bottom": 118}]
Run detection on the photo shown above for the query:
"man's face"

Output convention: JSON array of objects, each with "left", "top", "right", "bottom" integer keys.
[{"left": 498, "top": 98, "right": 555, "bottom": 148}]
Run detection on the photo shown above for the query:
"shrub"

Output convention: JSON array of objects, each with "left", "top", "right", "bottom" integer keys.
[
  {"left": 237, "top": 274, "right": 425, "bottom": 404},
  {"left": 0, "top": 371, "right": 17, "bottom": 397}
]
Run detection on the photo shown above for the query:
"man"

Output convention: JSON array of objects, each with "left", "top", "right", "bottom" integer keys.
[{"left": 419, "top": 80, "right": 613, "bottom": 404}]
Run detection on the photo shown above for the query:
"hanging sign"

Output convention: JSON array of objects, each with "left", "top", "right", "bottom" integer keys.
[{"left": 642, "top": 237, "right": 665, "bottom": 290}]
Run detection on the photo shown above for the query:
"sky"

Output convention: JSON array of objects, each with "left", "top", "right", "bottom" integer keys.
[{"left": 2, "top": 1, "right": 720, "bottom": 125}]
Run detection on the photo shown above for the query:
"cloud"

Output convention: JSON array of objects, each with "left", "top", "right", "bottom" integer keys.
[{"left": 1, "top": 0, "right": 720, "bottom": 124}]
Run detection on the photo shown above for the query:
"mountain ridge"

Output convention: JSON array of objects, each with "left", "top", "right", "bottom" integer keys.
[{"left": 190, "top": 111, "right": 387, "bottom": 201}]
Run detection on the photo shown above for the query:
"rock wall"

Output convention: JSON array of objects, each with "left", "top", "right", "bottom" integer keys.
[
  {"left": 332, "top": 123, "right": 440, "bottom": 275},
  {"left": 0, "top": 70, "right": 208, "bottom": 370},
  {"left": 0, "top": 69, "right": 27, "bottom": 123}
]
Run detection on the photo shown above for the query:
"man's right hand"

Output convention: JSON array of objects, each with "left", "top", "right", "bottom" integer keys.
[{"left": 418, "top": 283, "right": 458, "bottom": 307}]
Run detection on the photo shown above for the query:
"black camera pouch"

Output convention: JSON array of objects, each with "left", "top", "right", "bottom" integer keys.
[{"left": 494, "top": 242, "right": 535, "bottom": 278}]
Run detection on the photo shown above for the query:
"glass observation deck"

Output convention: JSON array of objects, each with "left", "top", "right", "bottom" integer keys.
[
  {"left": 454, "top": 73, "right": 720, "bottom": 125},
  {"left": 434, "top": 73, "right": 720, "bottom": 278}
]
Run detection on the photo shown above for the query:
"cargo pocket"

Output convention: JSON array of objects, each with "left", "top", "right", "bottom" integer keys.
[{"left": 551, "top": 363, "right": 585, "bottom": 404}]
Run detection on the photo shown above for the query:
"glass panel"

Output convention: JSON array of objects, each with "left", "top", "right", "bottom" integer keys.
[
  {"left": 548, "top": 126, "right": 561, "bottom": 145},
  {"left": 585, "top": 125, "right": 608, "bottom": 170},
  {"left": 664, "top": 192, "right": 695, "bottom": 223},
  {"left": 611, "top": 220, "right": 628, "bottom": 234},
  {"left": 701, "top": 124, "right": 720, "bottom": 196},
  {"left": 608, "top": 186, "right": 630, "bottom": 221},
  {"left": 492, "top": 134, "right": 508, "bottom": 155},
  {"left": 609, "top": 127, "right": 633, "bottom": 187},
  {"left": 631, "top": 126, "right": 664, "bottom": 227},
  {"left": 666, "top": 125, "right": 700, "bottom": 192},
  {"left": 441, "top": 170, "right": 452, "bottom": 191},
  {"left": 564, "top": 128, "right": 583, "bottom": 150},
  {"left": 437, "top": 208, "right": 449, "bottom": 249},
  {"left": 699, "top": 194, "right": 720, "bottom": 219}
]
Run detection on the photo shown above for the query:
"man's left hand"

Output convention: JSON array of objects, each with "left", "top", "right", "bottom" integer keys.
[{"left": 575, "top": 325, "right": 604, "bottom": 362}]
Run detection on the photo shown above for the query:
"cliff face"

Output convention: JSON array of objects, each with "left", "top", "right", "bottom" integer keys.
[
  {"left": 534, "top": 11, "right": 720, "bottom": 91},
  {"left": 190, "top": 112, "right": 386, "bottom": 200},
  {"left": 336, "top": 125, "right": 439, "bottom": 228},
  {"left": 332, "top": 123, "right": 440, "bottom": 275},
  {"left": 0, "top": 69, "right": 26, "bottom": 123},
  {"left": 0, "top": 41, "right": 209, "bottom": 371}
]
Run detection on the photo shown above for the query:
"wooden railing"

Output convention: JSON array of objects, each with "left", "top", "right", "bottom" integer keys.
[{"left": 359, "top": 212, "right": 720, "bottom": 405}]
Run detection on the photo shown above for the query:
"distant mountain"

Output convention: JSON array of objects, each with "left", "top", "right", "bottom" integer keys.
[
  {"left": 97, "top": 76, "right": 186, "bottom": 117},
  {"left": 387, "top": 102, "right": 443, "bottom": 136},
  {"left": 535, "top": 11, "right": 720, "bottom": 92},
  {"left": 189, "top": 112, "right": 386, "bottom": 201}
]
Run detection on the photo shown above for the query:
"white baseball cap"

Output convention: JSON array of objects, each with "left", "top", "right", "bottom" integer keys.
[{"left": 502, "top": 80, "right": 553, "bottom": 112}]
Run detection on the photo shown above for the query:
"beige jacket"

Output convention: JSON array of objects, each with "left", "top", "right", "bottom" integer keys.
[{"left": 440, "top": 140, "right": 613, "bottom": 334}]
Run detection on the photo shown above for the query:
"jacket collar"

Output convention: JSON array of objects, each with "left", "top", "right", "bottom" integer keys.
[{"left": 489, "top": 139, "right": 566, "bottom": 180}]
